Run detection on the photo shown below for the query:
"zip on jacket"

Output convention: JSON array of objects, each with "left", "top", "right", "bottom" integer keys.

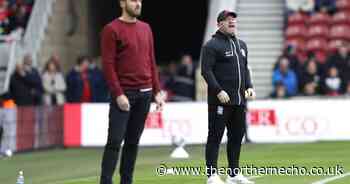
[{"left": 229, "top": 37, "right": 242, "bottom": 105}]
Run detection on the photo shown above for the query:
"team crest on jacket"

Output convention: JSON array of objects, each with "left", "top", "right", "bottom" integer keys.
[
  {"left": 225, "top": 51, "right": 234, "bottom": 57},
  {"left": 241, "top": 49, "right": 246, "bottom": 57}
]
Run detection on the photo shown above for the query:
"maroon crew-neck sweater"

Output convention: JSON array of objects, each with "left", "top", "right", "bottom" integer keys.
[{"left": 101, "top": 19, "right": 161, "bottom": 98}]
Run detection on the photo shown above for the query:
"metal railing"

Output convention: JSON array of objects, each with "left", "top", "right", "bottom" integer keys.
[
  {"left": 19, "top": 0, "right": 56, "bottom": 65},
  {"left": 0, "top": 30, "right": 22, "bottom": 93}
]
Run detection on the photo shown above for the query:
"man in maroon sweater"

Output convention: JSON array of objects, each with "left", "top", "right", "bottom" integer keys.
[{"left": 100, "top": 0, "right": 164, "bottom": 184}]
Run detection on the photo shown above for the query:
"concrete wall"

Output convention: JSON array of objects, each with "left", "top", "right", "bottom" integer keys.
[{"left": 37, "top": 0, "right": 91, "bottom": 73}]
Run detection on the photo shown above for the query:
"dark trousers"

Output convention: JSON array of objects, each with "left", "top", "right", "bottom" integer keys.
[
  {"left": 205, "top": 105, "right": 246, "bottom": 177},
  {"left": 100, "top": 90, "right": 152, "bottom": 184}
]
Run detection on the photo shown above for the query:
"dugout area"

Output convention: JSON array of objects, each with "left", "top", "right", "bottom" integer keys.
[{"left": 88, "top": 0, "right": 209, "bottom": 63}]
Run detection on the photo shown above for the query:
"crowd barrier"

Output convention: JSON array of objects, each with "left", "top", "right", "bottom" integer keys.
[{"left": 0, "top": 106, "right": 63, "bottom": 152}]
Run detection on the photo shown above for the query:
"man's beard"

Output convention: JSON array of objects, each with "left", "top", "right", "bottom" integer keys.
[
  {"left": 125, "top": 5, "right": 141, "bottom": 18},
  {"left": 219, "top": 27, "right": 235, "bottom": 36}
]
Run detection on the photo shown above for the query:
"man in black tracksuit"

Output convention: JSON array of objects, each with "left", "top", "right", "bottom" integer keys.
[{"left": 201, "top": 10, "right": 255, "bottom": 184}]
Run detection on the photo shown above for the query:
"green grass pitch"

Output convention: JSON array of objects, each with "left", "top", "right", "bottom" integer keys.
[{"left": 1, "top": 141, "right": 349, "bottom": 184}]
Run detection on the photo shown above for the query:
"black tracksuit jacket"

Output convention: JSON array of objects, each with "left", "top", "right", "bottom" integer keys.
[{"left": 201, "top": 31, "right": 253, "bottom": 106}]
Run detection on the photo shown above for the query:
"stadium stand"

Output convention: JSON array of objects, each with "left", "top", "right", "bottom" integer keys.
[
  {"left": 276, "top": 0, "right": 350, "bottom": 97},
  {"left": 0, "top": 0, "right": 34, "bottom": 35}
]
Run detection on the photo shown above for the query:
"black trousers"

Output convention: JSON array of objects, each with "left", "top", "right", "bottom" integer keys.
[
  {"left": 100, "top": 90, "right": 152, "bottom": 184},
  {"left": 205, "top": 105, "right": 246, "bottom": 177}
]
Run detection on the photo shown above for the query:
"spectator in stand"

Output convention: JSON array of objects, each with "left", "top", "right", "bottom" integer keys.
[
  {"left": 321, "top": 66, "right": 342, "bottom": 96},
  {"left": 315, "top": 0, "right": 336, "bottom": 14},
  {"left": 9, "top": 3, "right": 29, "bottom": 31},
  {"left": 276, "top": 47, "right": 305, "bottom": 79},
  {"left": 270, "top": 81, "right": 289, "bottom": 99},
  {"left": 88, "top": 57, "right": 109, "bottom": 102},
  {"left": 47, "top": 53, "right": 62, "bottom": 71},
  {"left": 283, "top": 46, "right": 300, "bottom": 68},
  {"left": 299, "top": 60, "right": 320, "bottom": 95},
  {"left": 7, "top": 0, "right": 16, "bottom": 7},
  {"left": 164, "top": 55, "right": 195, "bottom": 101},
  {"left": 66, "top": 56, "right": 92, "bottom": 103},
  {"left": 159, "top": 61, "right": 176, "bottom": 87},
  {"left": 42, "top": 58, "right": 66, "bottom": 106},
  {"left": 303, "top": 82, "right": 318, "bottom": 96},
  {"left": 343, "top": 54, "right": 350, "bottom": 91},
  {"left": 0, "top": 0, "right": 10, "bottom": 34},
  {"left": 162, "top": 61, "right": 177, "bottom": 100},
  {"left": 10, "top": 0, "right": 34, "bottom": 14},
  {"left": 22, "top": 54, "right": 43, "bottom": 104},
  {"left": 173, "top": 54, "right": 195, "bottom": 100},
  {"left": 0, "top": 0, "right": 34, "bottom": 35},
  {"left": 286, "top": 0, "right": 315, "bottom": 13},
  {"left": 9, "top": 62, "right": 42, "bottom": 106},
  {"left": 326, "top": 44, "right": 349, "bottom": 86},
  {"left": 20, "top": 0, "right": 35, "bottom": 10},
  {"left": 178, "top": 54, "right": 196, "bottom": 79},
  {"left": 272, "top": 57, "right": 298, "bottom": 96},
  {"left": 7, "top": 1, "right": 18, "bottom": 21}
]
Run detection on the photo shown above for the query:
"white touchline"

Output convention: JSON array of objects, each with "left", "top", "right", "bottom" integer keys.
[{"left": 311, "top": 172, "right": 350, "bottom": 184}]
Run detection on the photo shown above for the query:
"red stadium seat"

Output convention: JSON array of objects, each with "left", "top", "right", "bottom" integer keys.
[
  {"left": 288, "top": 12, "right": 309, "bottom": 26},
  {"left": 328, "top": 39, "right": 345, "bottom": 53},
  {"left": 306, "top": 38, "right": 328, "bottom": 52},
  {"left": 336, "top": 0, "right": 350, "bottom": 11},
  {"left": 307, "top": 25, "right": 329, "bottom": 39},
  {"left": 297, "top": 52, "right": 308, "bottom": 63},
  {"left": 284, "top": 38, "right": 308, "bottom": 63},
  {"left": 286, "top": 25, "right": 307, "bottom": 39},
  {"left": 314, "top": 51, "right": 328, "bottom": 64},
  {"left": 330, "top": 25, "right": 350, "bottom": 40},
  {"left": 308, "top": 12, "right": 331, "bottom": 26},
  {"left": 286, "top": 38, "right": 306, "bottom": 52},
  {"left": 332, "top": 11, "right": 350, "bottom": 26}
]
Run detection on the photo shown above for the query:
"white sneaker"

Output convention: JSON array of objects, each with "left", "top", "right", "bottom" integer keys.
[
  {"left": 207, "top": 174, "right": 225, "bottom": 184},
  {"left": 225, "top": 174, "right": 254, "bottom": 184}
]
